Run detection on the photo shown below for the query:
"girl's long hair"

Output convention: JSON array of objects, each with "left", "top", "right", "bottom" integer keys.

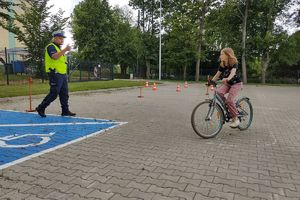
[{"left": 221, "top": 48, "right": 238, "bottom": 67}]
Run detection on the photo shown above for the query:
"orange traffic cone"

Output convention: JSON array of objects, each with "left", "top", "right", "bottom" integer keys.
[
  {"left": 145, "top": 81, "right": 149, "bottom": 88},
  {"left": 176, "top": 84, "right": 181, "bottom": 92},
  {"left": 184, "top": 81, "right": 188, "bottom": 88},
  {"left": 152, "top": 82, "right": 157, "bottom": 91}
]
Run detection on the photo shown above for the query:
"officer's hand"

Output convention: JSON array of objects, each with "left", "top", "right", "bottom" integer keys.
[{"left": 65, "top": 45, "right": 71, "bottom": 52}]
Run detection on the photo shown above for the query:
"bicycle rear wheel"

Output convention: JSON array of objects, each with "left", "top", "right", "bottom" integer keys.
[
  {"left": 191, "top": 100, "right": 224, "bottom": 138},
  {"left": 236, "top": 97, "right": 253, "bottom": 130}
]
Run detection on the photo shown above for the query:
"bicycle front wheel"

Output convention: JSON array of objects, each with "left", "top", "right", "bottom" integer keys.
[
  {"left": 236, "top": 97, "right": 253, "bottom": 130},
  {"left": 191, "top": 100, "right": 224, "bottom": 139}
]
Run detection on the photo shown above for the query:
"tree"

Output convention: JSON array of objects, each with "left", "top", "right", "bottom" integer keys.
[
  {"left": 240, "top": 0, "right": 252, "bottom": 84},
  {"left": 0, "top": 0, "right": 16, "bottom": 26},
  {"left": 247, "top": 0, "right": 297, "bottom": 84},
  {"left": 205, "top": 0, "right": 253, "bottom": 83},
  {"left": 271, "top": 31, "right": 300, "bottom": 70},
  {"left": 164, "top": 2, "right": 198, "bottom": 80},
  {"left": 164, "top": 0, "right": 220, "bottom": 81},
  {"left": 112, "top": 6, "right": 143, "bottom": 78},
  {"left": 192, "top": 0, "right": 220, "bottom": 81},
  {"left": 1, "top": 0, "right": 68, "bottom": 77},
  {"left": 71, "top": 0, "right": 116, "bottom": 62},
  {"left": 129, "top": 0, "right": 160, "bottom": 79}
]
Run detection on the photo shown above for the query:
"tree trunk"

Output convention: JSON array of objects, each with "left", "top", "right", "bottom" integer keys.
[
  {"left": 195, "top": 1, "right": 207, "bottom": 82},
  {"left": 261, "top": 52, "right": 269, "bottom": 84},
  {"left": 183, "top": 64, "right": 187, "bottom": 81},
  {"left": 120, "top": 63, "right": 128, "bottom": 79},
  {"left": 146, "top": 60, "right": 151, "bottom": 79},
  {"left": 241, "top": 0, "right": 249, "bottom": 84},
  {"left": 195, "top": 44, "right": 201, "bottom": 82}
]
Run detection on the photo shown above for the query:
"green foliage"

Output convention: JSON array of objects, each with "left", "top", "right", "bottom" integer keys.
[
  {"left": 247, "top": 0, "right": 293, "bottom": 53},
  {"left": 164, "top": 7, "right": 197, "bottom": 73},
  {"left": 71, "top": 0, "right": 116, "bottom": 62},
  {"left": 111, "top": 7, "right": 143, "bottom": 71},
  {"left": 71, "top": 1, "right": 144, "bottom": 78},
  {"left": 0, "top": 0, "right": 16, "bottom": 26},
  {"left": 205, "top": 0, "right": 242, "bottom": 53},
  {"left": 271, "top": 31, "right": 300, "bottom": 67}
]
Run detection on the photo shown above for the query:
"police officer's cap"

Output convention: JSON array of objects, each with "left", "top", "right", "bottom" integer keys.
[{"left": 52, "top": 30, "right": 66, "bottom": 38}]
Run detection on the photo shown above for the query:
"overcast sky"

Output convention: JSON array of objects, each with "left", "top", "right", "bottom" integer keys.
[{"left": 48, "top": 0, "right": 132, "bottom": 46}]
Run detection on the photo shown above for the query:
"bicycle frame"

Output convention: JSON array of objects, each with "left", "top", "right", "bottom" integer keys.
[{"left": 205, "top": 85, "right": 232, "bottom": 123}]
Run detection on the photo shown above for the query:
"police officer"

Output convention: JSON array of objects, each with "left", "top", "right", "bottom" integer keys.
[{"left": 36, "top": 30, "right": 76, "bottom": 117}]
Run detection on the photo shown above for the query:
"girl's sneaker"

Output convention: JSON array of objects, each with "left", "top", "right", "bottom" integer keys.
[{"left": 229, "top": 118, "right": 240, "bottom": 128}]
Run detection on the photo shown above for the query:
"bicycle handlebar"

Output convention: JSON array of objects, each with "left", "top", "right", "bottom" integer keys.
[{"left": 206, "top": 80, "right": 217, "bottom": 87}]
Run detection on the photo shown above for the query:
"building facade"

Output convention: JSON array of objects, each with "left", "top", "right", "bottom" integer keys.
[{"left": 0, "top": 0, "right": 25, "bottom": 63}]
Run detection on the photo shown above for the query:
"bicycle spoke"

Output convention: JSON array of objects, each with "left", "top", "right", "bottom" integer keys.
[
  {"left": 237, "top": 98, "right": 253, "bottom": 130},
  {"left": 191, "top": 101, "right": 224, "bottom": 138}
]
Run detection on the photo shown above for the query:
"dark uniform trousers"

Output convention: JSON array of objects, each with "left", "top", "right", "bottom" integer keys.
[{"left": 38, "top": 73, "right": 69, "bottom": 113}]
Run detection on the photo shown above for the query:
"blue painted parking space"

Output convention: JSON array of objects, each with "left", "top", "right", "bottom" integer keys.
[{"left": 0, "top": 110, "right": 125, "bottom": 169}]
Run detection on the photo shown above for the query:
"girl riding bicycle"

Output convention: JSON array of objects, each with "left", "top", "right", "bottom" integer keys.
[{"left": 211, "top": 48, "right": 242, "bottom": 128}]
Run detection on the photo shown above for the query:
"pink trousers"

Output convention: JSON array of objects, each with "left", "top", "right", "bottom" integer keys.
[{"left": 217, "top": 82, "right": 242, "bottom": 118}]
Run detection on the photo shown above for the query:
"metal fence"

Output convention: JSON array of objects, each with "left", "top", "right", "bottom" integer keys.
[
  {"left": 0, "top": 47, "right": 32, "bottom": 85},
  {"left": 0, "top": 46, "right": 114, "bottom": 85},
  {"left": 67, "top": 61, "right": 114, "bottom": 82}
]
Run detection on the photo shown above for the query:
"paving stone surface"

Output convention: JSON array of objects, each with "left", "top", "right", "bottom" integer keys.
[{"left": 0, "top": 82, "right": 299, "bottom": 200}]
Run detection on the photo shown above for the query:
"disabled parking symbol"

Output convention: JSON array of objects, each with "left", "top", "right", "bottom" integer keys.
[
  {"left": 0, "top": 132, "right": 55, "bottom": 148},
  {"left": 0, "top": 110, "right": 126, "bottom": 170}
]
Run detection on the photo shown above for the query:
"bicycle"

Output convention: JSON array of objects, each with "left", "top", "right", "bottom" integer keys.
[{"left": 191, "top": 80, "right": 253, "bottom": 138}]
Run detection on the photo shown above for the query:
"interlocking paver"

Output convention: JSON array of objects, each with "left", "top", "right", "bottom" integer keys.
[
  {"left": 106, "top": 184, "right": 134, "bottom": 196},
  {"left": 48, "top": 181, "right": 75, "bottom": 192},
  {"left": 65, "top": 185, "right": 94, "bottom": 196},
  {"left": 169, "top": 188, "right": 195, "bottom": 200},
  {"left": 126, "top": 181, "right": 151, "bottom": 192},
  {"left": 0, "top": 83, "right": 300, "bottom": 200},
  {"left": 236, "top": 180, "right": 259, "bottom": 191},
  {"left": 0, "top": 190, "right": 31, "bottom": 200},
  {"left": 178, "top": 176, "right": 201, "bottom": 186},
  {"left": 128, "top": 188, "right": 156, "bottom": 199},
  {"left": 163, "top": 180, "right": 187, "bottom": 191},
  {"left": 247, "top": 189, "right": 273, "bottom": 200},
  {"left": 209, "top": 189, "right": 234, "bottom": 200},
  {"left": 184, "top": 184, "right": 210, "bottom": 196},
  {"left": 24, "top": 185, "right": 55, "bottom": 198},
  {"left": 223, "top": 185, "right": 247, "bottom": 196},
  {"left": 285, "top": 189, "right": 300, "bottom": 198},
  {"left": 152, "top": 193, "right": 179, "bottom": 200},
  {"left": 142, "top": 177, "right": 166, "bottom": 187},
  {"left": 86, "top": 189, "right": 114, "bottom": 199},
  {"left": 213, "top": 177, "right": 236, "bottom": 187}
]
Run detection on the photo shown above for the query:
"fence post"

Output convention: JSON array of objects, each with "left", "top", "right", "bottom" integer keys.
[
  {"left": 4, "top": 47, "right": 9, "bottom": 85},
  {"left": 111, "top": 64, "right": 114, "bottom": 80},
  {"left": 79, "top": 63, "right": 82, "bottom": 81}
]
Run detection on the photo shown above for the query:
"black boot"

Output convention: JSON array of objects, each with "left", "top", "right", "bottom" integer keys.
[
  {"left": 61, "top": 111, "right": 76, "bottom": 116},
  {"left": 36, "top": 106, "right": 46, "bottom": 117}
]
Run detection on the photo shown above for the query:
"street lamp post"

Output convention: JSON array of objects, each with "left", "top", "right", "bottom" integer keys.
[{"left": 159, "top": 0, "right": 162, "bottom": 81}]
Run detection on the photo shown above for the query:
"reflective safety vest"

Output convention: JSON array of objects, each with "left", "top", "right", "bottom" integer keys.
[{"left": 45, "top": 43, "right": 67, "bottom": 74}]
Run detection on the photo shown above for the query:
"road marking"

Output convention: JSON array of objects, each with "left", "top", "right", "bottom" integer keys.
[{"left": 0, "top": 110, "right": 127, "bottom": 170}]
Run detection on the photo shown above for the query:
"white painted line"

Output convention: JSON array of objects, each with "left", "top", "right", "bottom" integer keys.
[
  {"left": 0, "top": 122, "right": 122, "bottom": 127},
  {"left": 0, "top": 109, "right": 112, "bottom": 122},
  {"left": 0, "top": 122, "right": 127, "bottom": 170}
]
